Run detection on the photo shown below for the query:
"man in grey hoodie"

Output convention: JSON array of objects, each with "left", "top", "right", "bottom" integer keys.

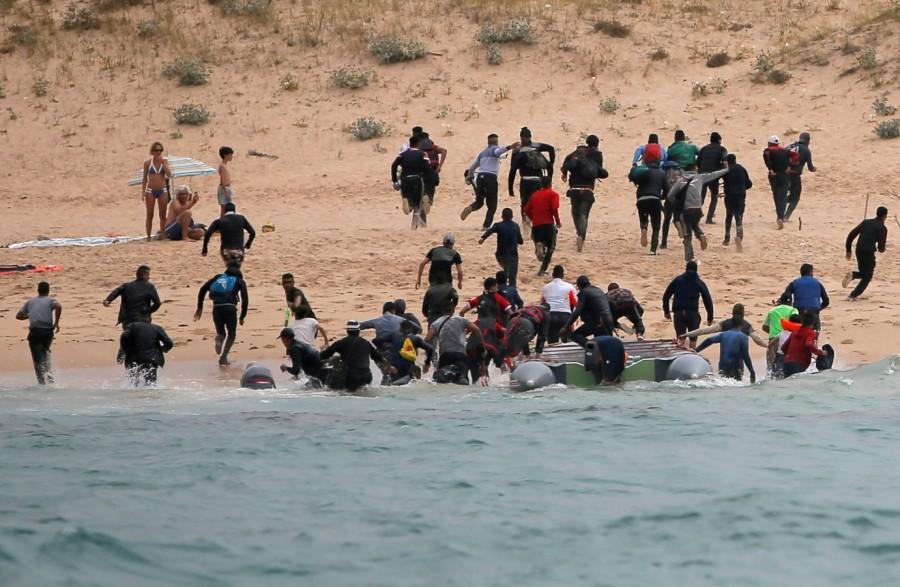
[{"left": 667, "top": 163, "right": 730, "bottom": 262}]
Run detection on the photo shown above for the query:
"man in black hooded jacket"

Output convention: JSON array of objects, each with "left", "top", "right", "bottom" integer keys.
[
  {"left": 561, "top": 134, "right": 608, "bottom": 252},
  {"left": 697, "top": 132, "right": 728, "bottom": 224}
]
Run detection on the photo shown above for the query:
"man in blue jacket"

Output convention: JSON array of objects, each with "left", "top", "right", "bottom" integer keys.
[
  {"left": 780, "top": 263, "right": 829, "bottom": 331},
  {"left": 662, "top": 261, "right": 714, "bottom": 349}
]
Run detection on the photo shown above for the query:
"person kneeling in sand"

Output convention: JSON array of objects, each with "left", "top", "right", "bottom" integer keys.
[{"left": 163, "top": 186, "right": 205, "bottom": 241}]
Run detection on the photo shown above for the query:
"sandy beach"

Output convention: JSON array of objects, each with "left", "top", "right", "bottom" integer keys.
[{"left": 1, "top": 0, "right": 899, "bottom": 378}]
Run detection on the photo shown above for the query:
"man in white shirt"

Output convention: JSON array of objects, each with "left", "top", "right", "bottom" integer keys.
[
  {"left": 289, "top": 306, "right": 329, "bottom": 350},
  {"left": 540, "top": 265, "right": 577, "bottom": 344}
]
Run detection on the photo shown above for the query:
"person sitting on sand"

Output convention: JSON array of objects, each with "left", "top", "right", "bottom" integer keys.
[
  {"left": 163, "top": 186, "right": 205, "bottom": 241},
  {"left": 201, "top": 203, "right": 255, "bottom": 266},
  {"left": 141, "top": 141, "right": 172, "bottom": 241}
]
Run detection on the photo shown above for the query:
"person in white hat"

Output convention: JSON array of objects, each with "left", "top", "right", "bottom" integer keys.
[{"left": 763, "top": 134, "right": 791, "bottom": 229}]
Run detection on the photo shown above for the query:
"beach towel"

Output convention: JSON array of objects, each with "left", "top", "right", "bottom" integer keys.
[
  {"left": 0, "top": 264, "right": 65, "bottom": 276},
  {"left": 6, "top": 236, "right": 144, "bottom": 249}
]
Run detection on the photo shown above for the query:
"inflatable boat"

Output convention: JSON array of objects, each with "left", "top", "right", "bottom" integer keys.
[{"left": 511, "top": 340, "right": 711, "bottom": 391}]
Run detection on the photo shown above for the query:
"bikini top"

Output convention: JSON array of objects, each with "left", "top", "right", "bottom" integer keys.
[{"left": 147, "top": 158, "right": 166, "bottom": 176}]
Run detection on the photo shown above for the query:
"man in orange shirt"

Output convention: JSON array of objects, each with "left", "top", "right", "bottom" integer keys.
[{"left": 523, "top": 176, "right": 562, "bottom": 277}]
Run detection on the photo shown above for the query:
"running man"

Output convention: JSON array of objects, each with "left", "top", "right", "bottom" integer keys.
[
  {"left": 762, "top": 135, "right": 793, "bottom": 229},
  {"left": 780, "top": 263, "right": 829, "bottom": 331},
  {"left": 541, "top": 265, "right": 578, "bottom": 344},
  {"left": 462, "top": 133, "right": 518, "bottom": 228},
  {"left": 628, "top": 159, "right": 666, "bottom": 255},
  {"left": 844, "top": 206, "right": 888, "bottom": 300},
  {"left": 662, "top": 261, "right": 714, "bottom": 349},
  {"left": 103, "top": 265, "right": 161, "bottom": 329},
  {"left": 422, "top": 281, "right": 459, "bottom": 327},
  {"left": 496, "top": 271, "right": 524, "bottom": 312},
  {"left": 391, "top": 134, "right": 435, "bottom": 229},
  {"left": 194, "top": 263, "right": 249, "bottom": 366},
  {"left": 631, "top": 133, "right": 667, "bottom": 166},
  {"left": 163, "top": 186, "right": 204, "bottom": 241},
  {"left": 117, "top": 315, "right": 173, "bottom": 386},
  {"left": 695, "top": 324, "right": 756, "bottom": 382},
  {"left": 479, "top": 207, "right": 523, "bottom": 288},
  {"left": 202, "top": 202, "right": 256, "bottom": 266},
  {"left": 508, "top": 127, "right": 555, "bottom": 230},
  {"left": 561, "top": 135, "right": 608, "bottom": 251},
  {"left": 697, "top": 132, "right": 728, "bottom": 224},
  {"left": 282, "top": 273, "right": 316, "bottom": 324},
  {"left": 320, "top": 321, "right": 393, "bottom": 392},
  {"left": 416, "top": 234, "right": 463, "bottom": 290},
  {"left": 426, "top": 299, "right": 483, "bottom": 385},
  {"left": 523, "top": 176, "right": 561, "bottom": 277},
  {"left": 16, "top": 281, "right": 61, "bottom": 385},
  {"left": 141, "top": 141, "right": 172, "bottom": 241},
  {"left": 419, "top": 132, "right": 447, "bottom": 210},
  {"left": 667, "top": 130, "right": 699, "bottom": 171},
  {"left": 666, "top": 162, "right": 730, "bottom": 262},
  {"left": 721, "top": 154, "right": 752, "bottom": 251},
  {"left": 460, "top": 277, "right": 513, "bottom": 372},
  {"left": 785, "top": 132, "right": 816, "bottom": 221},
  {"left": 562, "top": 275, "right": 616, "bottom": 347}
]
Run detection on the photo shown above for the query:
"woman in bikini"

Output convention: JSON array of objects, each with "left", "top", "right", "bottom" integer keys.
[{"left": 141, "top": 141, "right": 173, "bottom": 241}]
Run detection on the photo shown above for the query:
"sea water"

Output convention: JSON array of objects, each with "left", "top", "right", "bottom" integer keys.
[{"left": 2, "top": 358, "right": 900, "bottom": 587}]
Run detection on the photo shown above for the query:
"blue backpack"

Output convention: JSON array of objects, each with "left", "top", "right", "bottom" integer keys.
[{"left": 210, "top": 273, "right": 237, "bottom": 302}]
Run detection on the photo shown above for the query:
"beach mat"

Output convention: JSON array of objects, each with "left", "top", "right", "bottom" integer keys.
[
  {"left": 6, "top": 236, "right": 143, "bottom": 249},
  {"left": 0, "top": 264, "right": 65, "bottom": 276}
]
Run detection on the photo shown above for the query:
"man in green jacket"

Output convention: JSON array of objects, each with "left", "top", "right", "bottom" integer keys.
[{"left": 667, "top": 130, "right": 699, "bottom": 171}]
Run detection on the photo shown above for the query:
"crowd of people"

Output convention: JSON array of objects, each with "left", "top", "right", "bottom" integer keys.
[{"left": 11, "top": 130, "right": 890, "bottom": 388}]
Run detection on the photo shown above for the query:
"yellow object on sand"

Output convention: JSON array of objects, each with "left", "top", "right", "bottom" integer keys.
[{"left": 262, "top": 222, "right": 275, "bottom": 233}]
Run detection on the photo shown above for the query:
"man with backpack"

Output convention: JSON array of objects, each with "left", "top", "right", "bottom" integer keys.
[
  {"left": 391, "top": 134, "right": 435, "bottom": 229},
  {"left": 697, "top": 132, "right": 728, "bottom": 224},
  {"left": 631, "top": 133, "right": 667, "bottom": 166},
  {"left": 461, "top": 133, "right": 519, "bottom": 229},
  {"left": 418, "top": 132, "right": 447, "bottom": 213},
  {"left": 763, "top": 135, "right": 795, "bottom": 230},
  {"left": 666, "top": 163, "right": 731, "bottom": 262},
  {"left": 785, "top": 132, "right": 816, "bottom": 221},
  {"left": 561, "top": 135, "right": 608, "bottom": 252},
  {"left": 667, "top": 130, "right": 699, "bottom": 171},
  {"left": 460, "top": 277, "right": 512, "bottom": 375},
  {"left": 628, "top": 160, "right": 667, "bottom": 255},
  {"left": 508, "top": 127, "right": 555, "bottom": 231},
  {"left": 722, "top": 154, "right": 753, "bottom": 251},
  {"left": 194, "top": 263, "right": 249, "bottom": 366}
]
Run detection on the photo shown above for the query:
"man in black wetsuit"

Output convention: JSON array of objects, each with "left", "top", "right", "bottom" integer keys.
[
  {"left": 785, "top": 132, "right": 816, "bottom": 222},
  {"left": 391, "top": 134, "right": 435, "bottom": 229},
  {"left": 319, "top": 321, "right": 392, "bottom": 392},
  {"left": 561, "top": 275, "right": 616, "bottom": 347},
  {"left": 422, "top": 281, "right": 459, "bottom": 327},
  {"left": 763, "top": 135, "right": 792, "bottom": 230},
  {"left": 662, "top": 261, "right": 714, "bottom": 349},
  {"left": 202, "top": 202, "right": 256, "bottom": 266},
  {"left": 416, "top": 234, "right": 463, "bottom": 290},
  {"left": 560, "top": 134, "right": 608, "bottom": 252},
  {"left": 697, "top": 132, "right": 728, "bottom": 224},
  {"left": 844, "top": 206, "right": 889, "bottom": 300},
  {"left": 195, "top": 263, "right": 249, "bottom": 366},
  {"left": 279, "top": 327, "right": 324, "bottom": 384},
  {"left": 117, "top": 315, "right": 173, "bottom": 386},
  {"left": 103, "top": 265, "right": 161, "bottom": 329},
  {"left": 508, "top": 127, "right": 555, "bottom": 231}
]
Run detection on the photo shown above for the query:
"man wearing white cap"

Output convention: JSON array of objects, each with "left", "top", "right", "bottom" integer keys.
[
  {"left": 319, "top": 320, "right": 393, "bottom": 391},
  {"left": 416, "top": 234, "right": 464, "bottom": 289},
  {"left": 762, "top": 135, "right": 792, "bottom": 230}
]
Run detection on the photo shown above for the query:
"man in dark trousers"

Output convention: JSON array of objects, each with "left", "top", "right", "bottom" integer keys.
[
  {"left": 628, "top": 160, "right": 666, "bottom": 255},
  {"left": 461, "top": 133, "right": 518, "bottom": 229},
  {"left": 416, "top": 234, "right": 463, "bottom": 290},
  {"left": 201, "top": 202, "right": 256, "bottom": 266},
  {"left": 697, "top": 132, "right": 728, "bottom": 224},
  {"left": 785, "top": 132, "right": 816, "bottom": 221},
  {"left": 722, "top": 154, "right": 753, "bottom": 251},
  {"left": 561, "top": 275, "right": 616, "bottom": 347},
  {"left": 763, "top": 135, "right": 793, "bottom": 230},
  {"left": 780, "top": 263, "right": 829, "bottom": 331},
  {"left": 117, "top": 315, "right": 173, "bottom": 386},
  {"left": 479, "top": 207, "right": 524, "bottom": 288},
  {"left": 422, "top": 281, "right": 459, "bottom": 327},
  {"left": 195, "top": 263, "right": 249, "bottom": 366},
  {"left": 662, "top": 261, "right": 714, "bottom": 349},
  {"left": 319, "top": 320, "right": 393, "bottom": 392},
  {"left": 508, "top": 127, "right": 555, "bottom": 230},
  {"left": 843, "top": 206, "right": 888, "bottom": 300},
  {"left": 16, "top": 281, "right": 62, "bottom": 385},
  {"left": 391, "top": 133, "right": 435, "bottom": 229},
  {"left": 103, "top": 265, "right": 161, "bottom": 329},
  {"left": 561, "top": 134, "right": 608, "bottom": 252},
  {"left": 523, "top": 176, "right": 562, "bottom": 277}
]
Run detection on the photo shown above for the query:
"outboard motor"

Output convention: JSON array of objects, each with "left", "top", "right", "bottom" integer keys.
[{"left": 584, "top": 340, "right": 602, "bottom": 383}]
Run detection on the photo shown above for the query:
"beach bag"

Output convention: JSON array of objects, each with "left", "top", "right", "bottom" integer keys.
[{"left": 399, "top": 338, "right": 417, "bottom": 362}]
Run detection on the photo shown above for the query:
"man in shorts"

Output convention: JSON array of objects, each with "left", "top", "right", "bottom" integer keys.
[
  {"left": 217, "top": 146, "right": 235, "bottom": 218},
  {"left": 163, "top": 185, "right": 205, "bottom": 241},
  {"left": 202, "top": 202, "right": 255, "bottom": 266}
]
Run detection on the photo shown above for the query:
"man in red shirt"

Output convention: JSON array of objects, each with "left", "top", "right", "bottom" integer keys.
[
  {"left": 523, "top": 176, "right": 562, "bottom": 277},
  {"left": 780, "top": 312, "right": 824, "bottom": 377}
]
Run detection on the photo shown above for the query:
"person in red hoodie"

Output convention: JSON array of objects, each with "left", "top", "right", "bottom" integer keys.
[
  {"left": 780, "top": 312, "right": 823, "bottom": 377},
  {"left": 523, "top": 176, "right": 561, "bottom": 277}
]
